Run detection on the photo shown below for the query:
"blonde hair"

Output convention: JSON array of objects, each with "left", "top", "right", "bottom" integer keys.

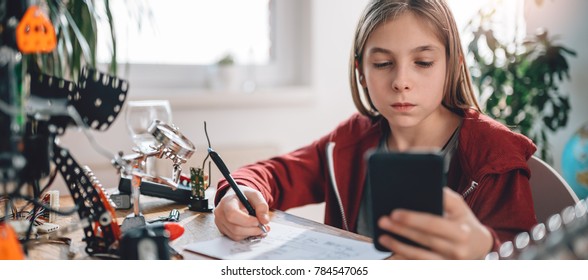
[{"left": 349, "top": 0, "right": 481, "bottom": 117}]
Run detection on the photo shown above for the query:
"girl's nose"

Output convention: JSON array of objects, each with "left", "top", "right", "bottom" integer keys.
[{"left": 392, "top": 67, "right": 411, "bottom": 92}]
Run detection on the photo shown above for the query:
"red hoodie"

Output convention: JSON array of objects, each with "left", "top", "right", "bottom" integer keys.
[{"left": 215, "top": 109, "right": 538, "bottom": 250}]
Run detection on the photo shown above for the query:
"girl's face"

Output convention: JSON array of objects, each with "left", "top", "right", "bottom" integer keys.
[{"left": 361, "top": 12, "right": 447, "bottom": 130}]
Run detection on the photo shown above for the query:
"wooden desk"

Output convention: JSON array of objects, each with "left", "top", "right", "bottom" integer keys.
[{"left": 26, "top": 195, "right": 372, "bottom": 260}]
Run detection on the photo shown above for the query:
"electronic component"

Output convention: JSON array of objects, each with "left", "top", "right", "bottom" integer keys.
[
  {"left": 35, "top": 222, "right": 59, "bottom": 234},
  {"left": 40, "top": 190, "right": 60, "bottom": 223},
  {"left": 188, "top": 167, "right": 212, "bottom": 212},
  {"left": 110, "top": 192, "right": 132, "bottom": 209},
  {"left": 48, "top": 190, "right": 59, "bottom": 223},
  {"left": 118, "top": 176, "right": 191, "bottom": 203},
  {"left": 190, "top": 167, "right": 208, "bottom": 199},
  {"left": 147, "top": 209, "right": 180, "bottom": 224}
]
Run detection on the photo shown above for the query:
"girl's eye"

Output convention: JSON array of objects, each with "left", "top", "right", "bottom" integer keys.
[
  {"left": 416, "top": 61, "right": 434, "bottom": 68},
  {"left": 373, "top": 62, "right": 393, "bottom": 68}
]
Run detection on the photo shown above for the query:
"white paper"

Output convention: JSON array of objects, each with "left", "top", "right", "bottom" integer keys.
[{"left": 183, "top": 222, "right": 391, "bottom": 260}]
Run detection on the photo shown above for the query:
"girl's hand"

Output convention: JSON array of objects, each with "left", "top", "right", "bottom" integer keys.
[
  {"left": 377, "top": 187, "right": 493, "bottom": 259},
  {"left": 214, "top": 185, "right": 271, "bottom": 241}
]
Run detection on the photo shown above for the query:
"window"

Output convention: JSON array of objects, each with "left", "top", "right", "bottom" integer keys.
[
  {"left": 101, "top": 0, "right": 271, "bottom": 65},
  {"left": 448, "top": 0, "right": 526, "bottom": 51},
  {"left": 98, "top": 0, "right": 310, "bottom": 92}
]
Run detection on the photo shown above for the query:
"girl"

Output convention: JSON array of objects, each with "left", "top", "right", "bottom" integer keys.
[{"left": 213, "top": 0, "right": 537, "bottom": 260}]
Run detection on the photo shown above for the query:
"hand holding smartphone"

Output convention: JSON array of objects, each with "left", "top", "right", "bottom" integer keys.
[{"left": 366, "top": 151, "right": 445, "bottom": 252}]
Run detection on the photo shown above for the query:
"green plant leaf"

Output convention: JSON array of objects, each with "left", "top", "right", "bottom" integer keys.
[
  {"left": 61, "top": 6, "right": 92, "bottom": 70},
  {"left": 105, "top": 0, "right": 118, "bottom": 74},
  {"left": 466, "top": 2, "right": 577, "bottom": 164},
  {"left": 57, "top": 14, "right": 75, "bottom": 76}
]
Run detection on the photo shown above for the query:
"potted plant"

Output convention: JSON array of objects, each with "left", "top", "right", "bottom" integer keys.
[
  {"left": 25, "top": 1, "right": 148, "bottom": 81},
  {"left": 207, "top": 53, "right": 245, "bottom": 92},
  {"left": 466, "top": 3, "right": 577, "bottom": 163}
]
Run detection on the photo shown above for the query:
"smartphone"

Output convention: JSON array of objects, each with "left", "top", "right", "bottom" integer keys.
[{"left": 366, "top": 150, "right": 445, "bottom": 252}]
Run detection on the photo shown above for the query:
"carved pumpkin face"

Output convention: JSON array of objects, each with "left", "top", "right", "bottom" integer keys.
[{"left": 16, "top": 6, "right": 56, "bottom": 54}]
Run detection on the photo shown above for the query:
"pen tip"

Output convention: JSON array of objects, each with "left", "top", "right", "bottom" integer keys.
[{"left": 207, "top": 147, "right": 214, "bottom": 153}]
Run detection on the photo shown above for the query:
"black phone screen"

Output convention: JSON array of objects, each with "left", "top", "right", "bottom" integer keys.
[{"left": 367, "top": 151, "right": 445, "bottom": 252}]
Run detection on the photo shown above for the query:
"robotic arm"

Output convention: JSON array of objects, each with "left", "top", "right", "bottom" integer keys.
[{"left": 1, "top": 3, "right": 195, "bottom": 259}]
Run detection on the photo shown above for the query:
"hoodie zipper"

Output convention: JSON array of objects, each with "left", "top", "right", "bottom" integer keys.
[
  {"left": 326, "top": 142, "right": 349, "bottom": 231},
  {"left": 462, "top": 180, "right": 479, "bottom": 199}
]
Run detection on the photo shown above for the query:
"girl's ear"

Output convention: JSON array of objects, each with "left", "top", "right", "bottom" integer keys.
[
  {"left": 355, "top": 58, "right": 367, "bottom": 88},
  {"left": 359, "top": 73, "right": 367, "bottom": 88}
]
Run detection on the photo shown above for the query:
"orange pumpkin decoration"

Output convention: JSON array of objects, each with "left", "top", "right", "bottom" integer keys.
[
  {"left": 0, "top": 223, "right": 25, "bottom": 260},
  {"left": 16, "top": 6, "right": 57, "bottom": 54}
]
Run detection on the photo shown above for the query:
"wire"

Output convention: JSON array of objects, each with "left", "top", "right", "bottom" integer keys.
[
  {"left": 11, "top": 192, "right": 78, "bottom": 216},
  {"left": 23, "top": 180, "right": 41, "bottom": 254},
  {"left": 208, "top": 161, "right": 211, "bottom": 189},
  {"left": 0, "top": 99, "right": 19, "bottom": 116},
  {"left": 2, "top": 183, "right": 9, "bottom": 222},
  {"left": 67, "top": 105, "right": 132, "bottom": 177},
  {"left": 6, "top": 181, "right": 28, "bottom": 216},
  {"left": 201, "top": 121, "right": 212, "bottom": 170},
  {"left": 38, "top": 165, "right": 58, "bottom": 195},
  {"left": 204, "top": 121, "right": 212, "bottom": 148},
  {"left": 66, "top": 105, "right": 118, "bottom": 162}
]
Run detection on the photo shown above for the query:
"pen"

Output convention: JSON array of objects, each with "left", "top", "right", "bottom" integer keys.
[{"left": 208, "top": 147, "right": 268, "bottom": 233}]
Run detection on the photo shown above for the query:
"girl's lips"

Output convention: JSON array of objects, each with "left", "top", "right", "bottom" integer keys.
[{"left": 391, "top": 103, "right": 416, "bottom": 112}]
